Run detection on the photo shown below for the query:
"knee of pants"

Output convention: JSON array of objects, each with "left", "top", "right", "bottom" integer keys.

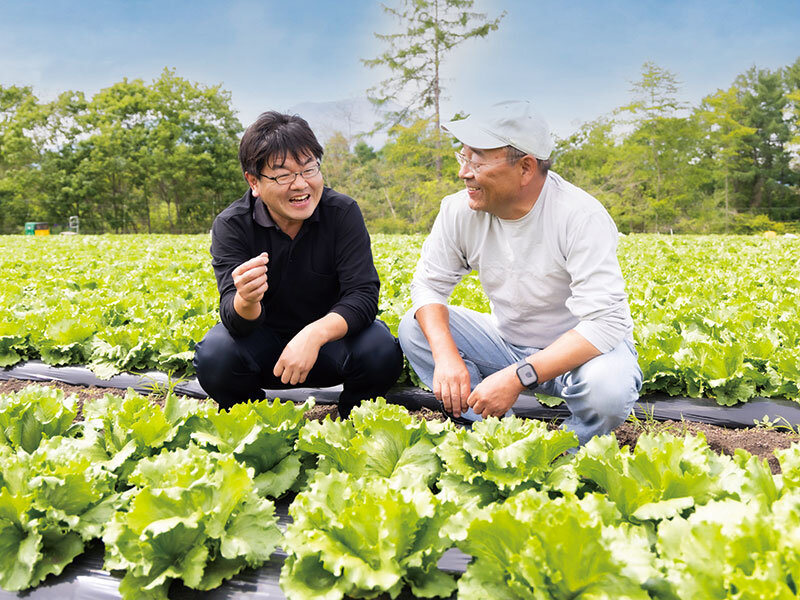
[
  {"left": 570, "top": 356, "right": 639, "bottom": 420},
  {"left": 348, "top": 321, "right": 404, "bottom": 386},
  {"left": 398, "top": 308, "right": 426, "bottom": 353},
  {"left": 193, "top": 324, "right": 246, "bottom": 393}
]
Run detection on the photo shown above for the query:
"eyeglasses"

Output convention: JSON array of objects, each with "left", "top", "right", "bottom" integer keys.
[
  {"left": 455, "top": 152, "right": 516, "bottom": 174},
  {"left": 259, "top": 161, "right": 321, "bottom": 185}
]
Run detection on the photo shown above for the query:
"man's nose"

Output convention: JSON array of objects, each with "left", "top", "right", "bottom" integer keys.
[{"left": 290, "top": 174, "right": 308, "bottom": 188}]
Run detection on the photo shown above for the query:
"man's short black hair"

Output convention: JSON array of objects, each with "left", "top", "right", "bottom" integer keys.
[{"left": 238, "top": 111, "right": 324, "bottom": 180}]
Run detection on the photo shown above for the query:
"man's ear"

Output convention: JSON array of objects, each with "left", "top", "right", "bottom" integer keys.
[
  {"left": 519, "top": 156, "right": 540, "bottom": 186},
  {"left": 244, "top": 172, "right": 261, "bottom": 197}
]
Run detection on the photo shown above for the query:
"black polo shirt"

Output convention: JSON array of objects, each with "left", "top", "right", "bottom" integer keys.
[{"left": 209, "top": 187, "right": 380, "bottom": 339}]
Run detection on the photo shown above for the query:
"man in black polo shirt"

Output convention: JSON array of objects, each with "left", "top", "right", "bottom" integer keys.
[{"left": 193, "top": 111, "right": 403, "bottom": 417}]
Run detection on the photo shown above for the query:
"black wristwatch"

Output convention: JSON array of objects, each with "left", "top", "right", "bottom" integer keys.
[{"left": 515, "top": 359, "right": 538, "bottom": 389}]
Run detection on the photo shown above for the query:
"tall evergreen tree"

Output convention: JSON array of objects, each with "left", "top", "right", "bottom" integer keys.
[
  {"left": 733, "top": 66, "right": 799, "bottom": 220},
  {"left": 363, "top": 0, "right": 504, "bottom": 177}
]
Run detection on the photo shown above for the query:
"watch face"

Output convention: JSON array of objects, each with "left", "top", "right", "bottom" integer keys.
[{"left": 517, "top": 362, "right": 538, "bottom": 387}]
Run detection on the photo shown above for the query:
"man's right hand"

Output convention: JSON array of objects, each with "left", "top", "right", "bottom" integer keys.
[
  {"left": 432, "top": 353, "right": 471, "bottom": 418},
  {"left": 232, "top": 252, "right": 269, "bottom": 319}
]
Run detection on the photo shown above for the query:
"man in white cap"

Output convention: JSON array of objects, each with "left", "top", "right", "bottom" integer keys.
[{"left": 398, "top": 101, "right": 641, "bottom": 443}]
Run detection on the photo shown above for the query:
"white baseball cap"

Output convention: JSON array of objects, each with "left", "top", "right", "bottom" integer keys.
[{"left": 441, "top": 100, "right": 554, "bottom": 160}]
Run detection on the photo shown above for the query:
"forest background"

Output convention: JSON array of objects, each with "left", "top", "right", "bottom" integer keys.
[{"left": 1, "top": 2, "right": 799, "bottom": 236}]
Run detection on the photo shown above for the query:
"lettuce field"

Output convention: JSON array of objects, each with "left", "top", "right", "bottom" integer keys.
[
  {"left": 1, "top": 233, "right": 799, "bottom": 406},
  {"left": 2, "top": 233, "right": 800, "bottom": 597},
  {"left": 1, "top": 387, "right": 800, "bottom": 598}
]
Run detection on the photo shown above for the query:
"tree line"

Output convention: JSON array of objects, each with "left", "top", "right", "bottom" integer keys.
[
  {"left": 0, "top": 68, "right": 241, "bottom": 234},
  {"left": 323, "top": 58, "right": 800, "bottom": 235},
  {"left": 1, "top": 60, "right": 798, "bottom": 235}
]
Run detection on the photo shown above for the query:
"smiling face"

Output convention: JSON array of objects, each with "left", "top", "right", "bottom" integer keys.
[
  {"left": 245, "top": 152, "right": 324, "bottom": 238},
  {"left": 458, "top": 146, "right": 523, "bottom": 218}
]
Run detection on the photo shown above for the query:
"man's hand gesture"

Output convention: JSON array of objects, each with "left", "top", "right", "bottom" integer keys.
[{"left": 232, "top": 252, "right": 269, "bottom": 319}]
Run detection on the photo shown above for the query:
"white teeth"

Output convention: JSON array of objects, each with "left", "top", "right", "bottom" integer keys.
[{"left": 290, "top": 194, "right": 310, "bottom": 201}]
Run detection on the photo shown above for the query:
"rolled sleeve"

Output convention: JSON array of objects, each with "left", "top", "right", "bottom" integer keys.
[
  {"left": 410, "top": 206, "right": 470, "bottom": 315},
  {"left": 565, "top": 212, "right": 633, "bottom": 353},
  {"left": 328, "top": 202, "right": 380, "bottom": 334}
]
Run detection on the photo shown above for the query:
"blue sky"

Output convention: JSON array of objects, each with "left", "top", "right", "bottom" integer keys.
[{"left": 1, "top": 0, "right": 798, "bottom": 140}]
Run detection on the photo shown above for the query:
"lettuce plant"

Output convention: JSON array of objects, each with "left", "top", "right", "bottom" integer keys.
[
  {"left": 182, "top": 397, "right": 314, "bottom": 498},
  {"left": 573, "top": 431, "right": 744, "bottom": 522},
  {"left": 103, "top": 444, "right": 280, "bottom": 599},
  {"left": 82, "top": 390, "right": 203, "bottom": 485},
  {"left": 776, "top": 443, "right": 800, "bottom": 493},
  {"left": 297, "top": 398, "right": 451, "bottom": 489},
  {"left": 457, "top": 488, "right": 655, "bottom": 599},
  {"left": 0, "top": 385, "right": 79, "bottom": 453},
  {"left": 0, "top": 435, "right": 118, "bottom": 591},
  {"left": 657, "top": 492, "right": 800, "bottom": 598},
  {"left": 280, "top": 470, "right": 456, "bottom": 600},
  {"left": 435, "top": 416, "right": 578, "bottom": 512}
]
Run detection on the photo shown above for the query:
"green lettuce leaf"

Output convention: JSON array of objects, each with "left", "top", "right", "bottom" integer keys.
[
  {"left": 657, "top": 494, "right": 800, "bottom": 598},
  {"left": 297, "top": 398, "right": 451, "bottom": 489},
  {"left": 457, "top": 488, "right": 652, "bottom": 599},
  {"left": 436, "top": 416, "right": 578, "bottom": 506},
  {"left": 775, "top": 443, "right": 800, "bottom": 493},
  {"left": 0, "top": 435, "right": 118, "bottom": 591},
  {"left": 82, "top": 390, "right": 203, "bottom": 483},
  {"left": 280, "top": 470, "right": 456, "bottom": 600},
  {"left": 0, "top": 385, "right": 79, "bottom": 453},
  {"left": 103, "top": 444, "right": 280, "bottom": 599},
  {"left": 573, "top": 431, "right": 742, "bottom": 521},
  {"left": 182, "top": 396, "right": 312, "bottom": 498}
]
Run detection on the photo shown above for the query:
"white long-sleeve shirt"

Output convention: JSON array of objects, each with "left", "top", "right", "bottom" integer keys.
[{"left": 410, "top": 171, "right": 633, "bottom": 353}]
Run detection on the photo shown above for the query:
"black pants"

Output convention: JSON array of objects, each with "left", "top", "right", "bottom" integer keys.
[{"left": 193, "top": 320, "right": 404, "bottom": 412}]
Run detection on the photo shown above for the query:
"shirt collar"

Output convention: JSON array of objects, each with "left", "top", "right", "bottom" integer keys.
[{"left": 252, "top": 196, "right": 277, "bottom": 228}]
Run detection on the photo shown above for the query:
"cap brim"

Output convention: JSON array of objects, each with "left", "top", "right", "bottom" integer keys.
[{"left": 441, "top": 118, "right": 507, "bottom": 150}]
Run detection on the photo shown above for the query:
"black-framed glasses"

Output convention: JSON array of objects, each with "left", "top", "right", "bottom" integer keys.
[
  {"left": 454, "top": 152, "right": 511, "bottom": 173},
  {"left": 259, "top": 161, "right": 321, "bottom": 185}
]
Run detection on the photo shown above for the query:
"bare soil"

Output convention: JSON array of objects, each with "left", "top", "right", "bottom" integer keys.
[{"left": 2, "top": 379, "right": 797, "bottom": 474}]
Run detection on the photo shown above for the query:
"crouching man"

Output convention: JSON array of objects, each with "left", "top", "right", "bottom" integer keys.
[
  {"left": 398, "top": 101, "right": 642, "bottom": 443},
  {"left": 194, "top": 111, "right": 403, "bottom": 416}
]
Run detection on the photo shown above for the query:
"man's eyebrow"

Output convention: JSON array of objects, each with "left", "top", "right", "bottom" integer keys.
[{"left": 270, "top": 155, "right": 316, "bottom": 170}]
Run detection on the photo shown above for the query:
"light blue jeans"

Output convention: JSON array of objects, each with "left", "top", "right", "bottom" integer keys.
[{"left": 398, "top": 306, "right": 643, "bottom": 444}]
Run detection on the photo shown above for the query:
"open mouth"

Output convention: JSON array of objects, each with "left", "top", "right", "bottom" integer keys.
[{"left": 289, "top": 194, "right": 310, "bottom": 204}]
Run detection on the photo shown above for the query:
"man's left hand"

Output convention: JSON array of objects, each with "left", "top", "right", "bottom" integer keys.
[
  {"left": 467, "top": 365, "right": 524, "bottom": 419},
  {"left": 274, "top": 327, "right": 322, "bottom": 385}
]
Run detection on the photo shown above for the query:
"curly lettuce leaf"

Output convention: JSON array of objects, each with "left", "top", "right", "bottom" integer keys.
[
  {"left": 280, "top": 470, "right": 456, "bottom": 600},
  {"left": 103, "top": 444, "right": 280, "bottom": 599},
  {"left": 436, "top": 416, "right": 578, "bottom": 505},
  {"left": 297, "top": 398, "right": 450, "bottom": 489},
  {"left": 657, "top": 494, "right": 800, "bottom": 598},
  {"left": 573, "top": 432, "right": 742, "bottom": 521},
  {"left": 0, "top": 435, "right": 119, "bottom": 591},
  {"left": 457, "top": 489, "right": 652, "bottom": 599},
  {"left": 0, "top": 385, "right": 79, "bottom": 453},
  {"left": 182, "top": 397, "right": 312, "bottom": 498}
]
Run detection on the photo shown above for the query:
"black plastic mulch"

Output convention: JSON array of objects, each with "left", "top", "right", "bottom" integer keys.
[{"left": 2, "top": 360, "right": 800, "bottom": 430}]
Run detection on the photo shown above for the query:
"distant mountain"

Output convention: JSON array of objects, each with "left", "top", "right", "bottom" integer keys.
[{"left": 287, "top": 97, "right": 398, "bottom": 150}]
